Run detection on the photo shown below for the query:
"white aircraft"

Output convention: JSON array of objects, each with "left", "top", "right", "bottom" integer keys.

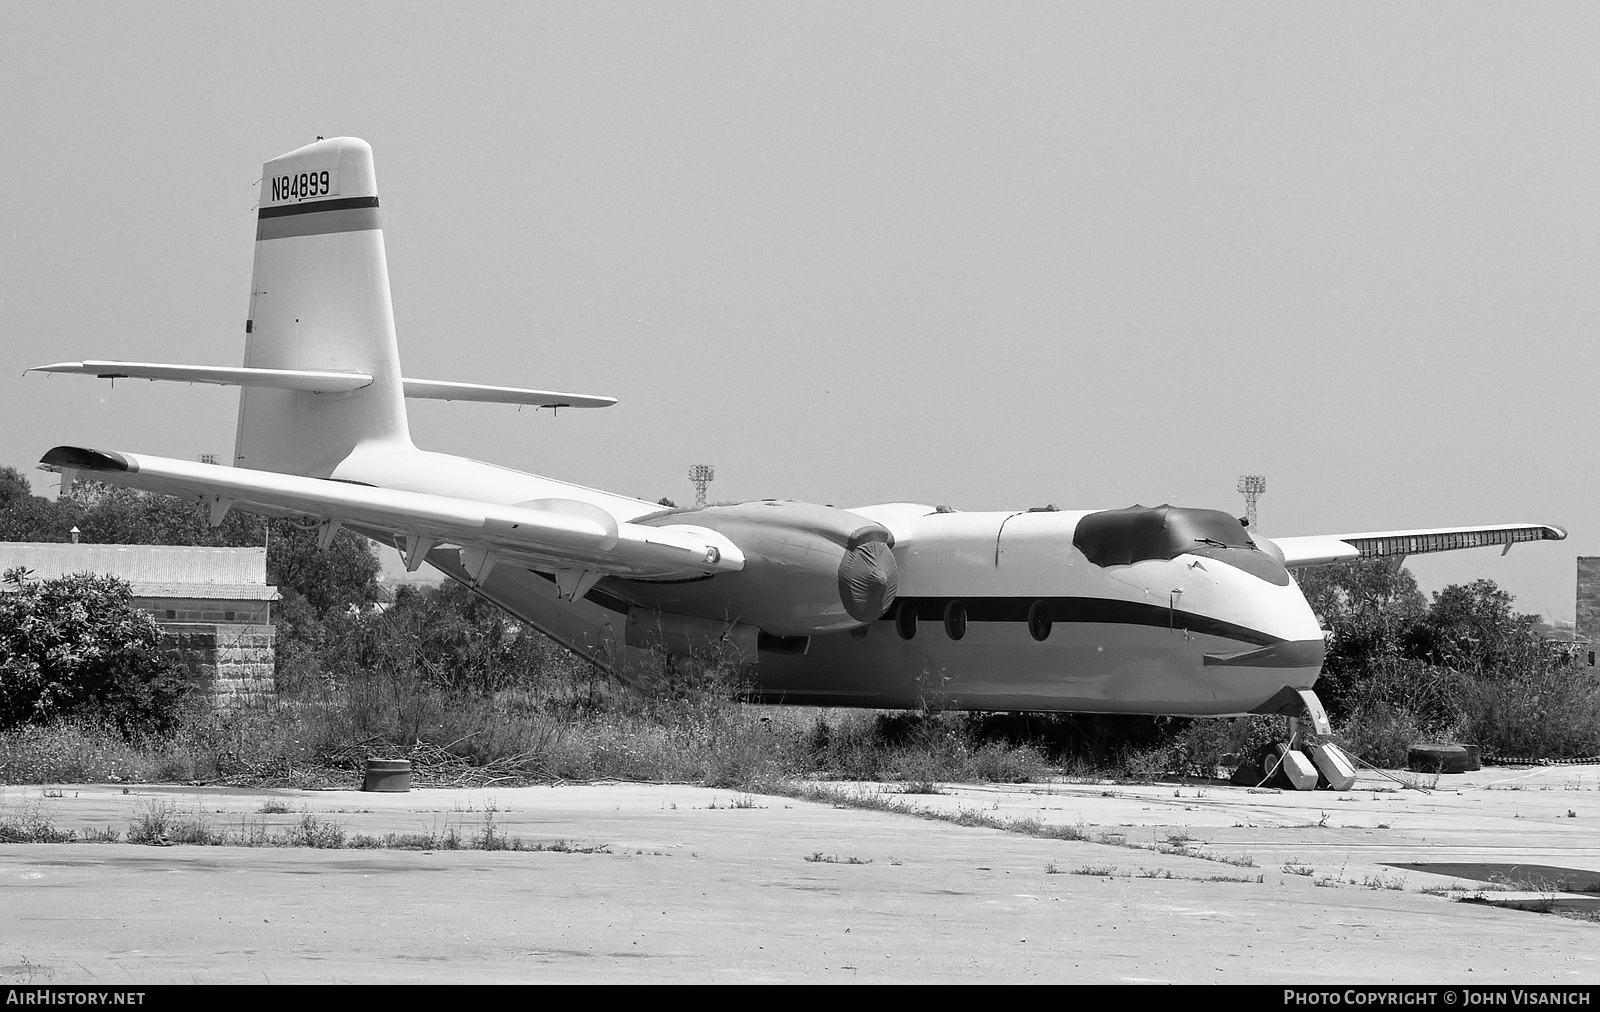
[{"left": 31, "top": 137, "right": 1566, "bottom": 732}]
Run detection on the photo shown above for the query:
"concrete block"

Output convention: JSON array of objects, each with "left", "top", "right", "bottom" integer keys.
[
  {"left": 1308, "top": 742, "right": 1358, "bottom": 791},
  {"left": 1274, "top": 744, "right": 1318, "bottom": 791}
]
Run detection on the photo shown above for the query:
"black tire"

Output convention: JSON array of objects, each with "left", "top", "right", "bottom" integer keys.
[{"left": 1407, "top": 744, "right": 1470, "bottom": 774}]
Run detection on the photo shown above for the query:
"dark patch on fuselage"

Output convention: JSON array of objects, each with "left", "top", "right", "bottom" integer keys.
[{"left": 1073, "top": 505, "right": 1290, "bottom": 586}]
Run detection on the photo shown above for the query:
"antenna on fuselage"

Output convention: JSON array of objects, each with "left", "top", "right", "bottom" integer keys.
[
  {"left": 689, "top": 464, "right": 715, "bottom": 507},
  {"left": 1237, "top": 474, "right": 1266, "bottom": 530}
]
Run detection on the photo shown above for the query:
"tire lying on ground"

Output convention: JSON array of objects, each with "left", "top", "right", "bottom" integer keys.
[{"left": 1407, "top": 744, "right": 1470, "bottom": 774}]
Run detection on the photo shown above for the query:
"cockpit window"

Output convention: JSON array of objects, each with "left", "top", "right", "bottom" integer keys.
[{"left": 1072, "top": 505, "right": 1257, "bottom": 567}]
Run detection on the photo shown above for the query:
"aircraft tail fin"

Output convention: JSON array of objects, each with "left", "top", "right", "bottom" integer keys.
[{"left": 234, "top": 137, "right": 413, "bottom": 476}]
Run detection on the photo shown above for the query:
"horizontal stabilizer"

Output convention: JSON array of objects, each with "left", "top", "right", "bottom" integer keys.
[
  {"left": 29, "top": 361, "right": 615, "bottom": 407},
  {"left": 402, "top": 378, "right": 615, "bottom": 408},
  {"left": 1272, "top": 523, "right": 1566, "bottom": 569},
  {"left": 31, "top": 361, "right": 371, "bottom": 392},
  {"left": 38, "top": 446, "right": 740, "bottom": 581}
]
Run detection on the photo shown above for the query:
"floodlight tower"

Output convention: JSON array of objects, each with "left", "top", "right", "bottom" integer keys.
[
  {"left": 689, "top": 464, "right": 715, "bottom": 507},
  {"left": 1237, "top": 474, "right": 1266, "bottom": 531}
]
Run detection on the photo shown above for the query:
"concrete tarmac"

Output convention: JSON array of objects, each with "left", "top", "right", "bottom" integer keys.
[{"left": 1, "top": 766, "right": 1597, "bottom": 984}]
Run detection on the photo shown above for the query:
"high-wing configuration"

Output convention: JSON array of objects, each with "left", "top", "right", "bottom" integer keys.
[{"left": 31, "top": 137, "right": 1567, "bottom": 727}]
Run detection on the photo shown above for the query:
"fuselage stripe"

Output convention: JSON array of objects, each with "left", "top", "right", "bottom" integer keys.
[{"left": 882, "top": 596, "right": 1282, "bottom": 646}]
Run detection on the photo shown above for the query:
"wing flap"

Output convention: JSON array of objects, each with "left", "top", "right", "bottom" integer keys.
[
  {"left": 1273, "top": 523, "right": 1566, "bottom": 569},
  {"left": 38, "top": 447, "right": 741, "bottom": 580}
]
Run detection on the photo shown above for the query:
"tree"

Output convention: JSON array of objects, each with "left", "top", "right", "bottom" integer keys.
[
  {"left": 1403, "top": 579, "right": 1538, "bottom": 672},
  {"left": 1295, "top": 558, "right": 1427, "bottom": 718},
  {"left": 1296, "top": 557, "right": 1427, "bottom": 634},
  {"left": 0, "top": 567, "right": 192, "bottom": 735},
  {"left": 0, "top": 467, "right": 31, "bottom": 509},
  {"left": 264, "top": 521, "right": 383, "bottom": 619}
]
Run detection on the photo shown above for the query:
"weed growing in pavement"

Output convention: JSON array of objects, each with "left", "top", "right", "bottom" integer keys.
[
  {"left": 804, "top": 852, "right": 871, "bottom": 864},
  {"left": 0, "top": 796, "right": 605, "bottom": 853},
  {"left": 126, "top": 801, "right": 227, "bottom": 846},
  {"left": 1362, "top": 874, "right": 1407, "bottom": 890},
  {"left": 280, "top": 814, "right": 345, "bottom": 849},
  {"left": 0, "top": 802, "right": 75, "bottom": 843},
  {"left": 530, "top": 840, "right": 610, "bottom": 854},
  {"left": 783, "top": 782, "right": 1261, "bottom": 867},
  {"left": 1074, "top": 865, "right": 1265, "bottom": 884},
  {"left": 703, "top": 795, "right": 765, "bottom": 810}
]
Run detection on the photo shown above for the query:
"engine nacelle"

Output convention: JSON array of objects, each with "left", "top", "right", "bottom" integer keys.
[{"left": 624, "top": 500, "right": 898, "bottom": 637}]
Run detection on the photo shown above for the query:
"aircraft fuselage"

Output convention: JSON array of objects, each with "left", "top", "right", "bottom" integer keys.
[{"left": 391, "top": 460, "right": 1326, "bottom": 716}]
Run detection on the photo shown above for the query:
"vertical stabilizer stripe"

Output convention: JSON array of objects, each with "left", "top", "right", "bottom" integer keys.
[
  {"left": 258, "top": 196, "right": 380, "bottom": 218},
  {"left": 256, "top": 205, "right": 382, "bottom": 240}
]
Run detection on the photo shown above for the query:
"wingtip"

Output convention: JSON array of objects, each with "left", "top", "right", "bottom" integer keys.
[{"left": 39, "top": 446, "right": 137, "bottom": 473}]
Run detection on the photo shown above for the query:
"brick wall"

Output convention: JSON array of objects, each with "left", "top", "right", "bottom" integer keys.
[
  {"left": 161, "top": 622, "right": 275, "bottom": 708},
  {"left": 1576, "top": 558, "right": 1600, "bottom": 668}
]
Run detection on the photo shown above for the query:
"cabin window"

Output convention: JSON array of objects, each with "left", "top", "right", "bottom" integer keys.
[
  {"left": 944, "top": 600, "right": 967, "bottom": 641},
  {"left": 1073, "top": 505, "right": 1255, "bottom": 566},
  {"left": 896, "top": 602, "right": 917, "bottom": 640},
  {"left": 1028, "top": 600, "right": 1052, "bottom": 641}
]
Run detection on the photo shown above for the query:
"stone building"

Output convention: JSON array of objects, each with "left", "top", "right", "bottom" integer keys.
[
  {"left": 1576, "top": 557, "right": 1600, "bottom": 669},
  {"left": 0, "top": 543, "right": 279, "bottom": 706}
]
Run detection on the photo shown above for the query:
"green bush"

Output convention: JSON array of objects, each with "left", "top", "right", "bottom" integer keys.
[
  {"left": 0, "top": 568, "right": 193, "bottom": 736},
  {"left": 1335, "top": 702, "right": 1438, "bottom": 768},
  {"left": 1457, "top": 661, "right": 1600, "bottom": 759}
]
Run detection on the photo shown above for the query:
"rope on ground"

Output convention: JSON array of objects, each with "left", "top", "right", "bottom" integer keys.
[
  {"left": 1331, "top": 745, "right": 1432, "bottom": 793},
  {"left": 1481, "top": 754, "right": 1600, "bottom": 767}
]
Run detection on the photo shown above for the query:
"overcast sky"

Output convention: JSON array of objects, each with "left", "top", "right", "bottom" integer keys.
[{"left": 3, "top": 3, "right": 1596, "bottom": 619}]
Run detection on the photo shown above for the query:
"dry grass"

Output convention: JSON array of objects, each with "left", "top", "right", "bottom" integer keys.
[{"left": 0, "top": 678, "right": 1056, "bottom": 790}]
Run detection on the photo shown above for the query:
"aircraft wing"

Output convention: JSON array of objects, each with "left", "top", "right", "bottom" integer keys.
[
  {"left": 38, "top": 446, "right": 742, "bottom": 583},
  {"left": 1270, "top": 523, "right": 1567, "bottom": 569}
]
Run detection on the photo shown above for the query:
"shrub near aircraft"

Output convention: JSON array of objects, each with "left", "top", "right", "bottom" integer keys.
[{"left": 32, "top": 138, "right": 1566, "bottom": 730}]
